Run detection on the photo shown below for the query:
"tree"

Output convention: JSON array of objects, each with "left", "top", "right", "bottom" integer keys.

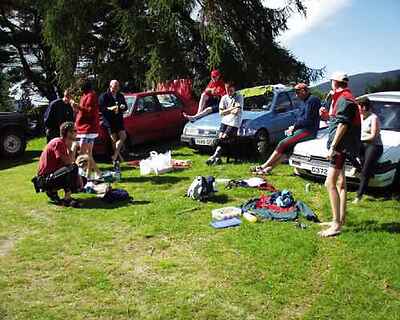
[
  {"left": 366, "top": 76, "right": 400, "bottom": 93},
  {"left": 2, "top": 0, "right": 324, "bottom": 99},
  {"left": 0, "top": 0, "right": 60, "bottom": 101}
]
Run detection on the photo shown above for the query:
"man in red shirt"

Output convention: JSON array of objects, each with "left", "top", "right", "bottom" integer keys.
[
  {"left": 35, "top": 122, "right": 81, "bottom": 207},
  {"left": 183, "top": 69, "right": 226, "bottom": 121}
]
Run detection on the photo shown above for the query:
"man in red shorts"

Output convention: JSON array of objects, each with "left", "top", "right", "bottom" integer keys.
[{"left": 318, "top": 72, "right": 361, "bottom": 237}]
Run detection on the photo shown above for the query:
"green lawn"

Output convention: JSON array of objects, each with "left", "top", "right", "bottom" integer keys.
[{"left": 0, "top": 138, "right": 399, "bottom": 320}]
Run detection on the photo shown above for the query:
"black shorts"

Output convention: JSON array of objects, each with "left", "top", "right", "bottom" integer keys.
[
  {"left": 107, "top": 120, "right": 125, "bottom": 135},
  {"left": 219, "top": 124, "right": 238, "bottom": 138},
  {"left": 207, "top": 97, "right": 220, "bottom": 113},
  {"left": 329, "top": 151, "right": 346, "bottom": 170}
]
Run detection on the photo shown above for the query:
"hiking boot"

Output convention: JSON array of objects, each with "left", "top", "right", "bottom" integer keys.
[{"left": 46, "top": 191, "right": 62, "bottom": 205}]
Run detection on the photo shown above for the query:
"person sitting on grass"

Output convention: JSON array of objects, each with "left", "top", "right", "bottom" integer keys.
[
  {"left": 318, "top": 72, "right": 361, "bottom": 237},
  {"left": 251, "top": 83, "right": 321, "bottom": 175},
  {"left": 34, "top": 122, "right": 82, "bottom": 208},
  {"left": 183, "top": 69, "right": 226, "bottom": 121},
  {"left": 206, "top": 81, "right": 244, "bottom": 165}
]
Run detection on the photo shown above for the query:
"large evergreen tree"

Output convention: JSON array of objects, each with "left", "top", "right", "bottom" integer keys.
[{"left": 1, "top": 0, "right": 324, "bottom": 98}]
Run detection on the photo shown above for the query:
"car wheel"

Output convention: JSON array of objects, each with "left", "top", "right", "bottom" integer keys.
[
  {"left": 0, "top": 129, "right": 26, "bottom": 158},
  {"left": 254, "top": 129, "right": 271, "bottom": 159},
  {"left": 392, "top": 161, "right": 400, "bottom": 191}
]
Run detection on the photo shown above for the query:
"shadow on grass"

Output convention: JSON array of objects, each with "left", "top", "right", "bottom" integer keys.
[
  {"left": 347, "top": 220, "right": 400, "bottom": 234},
  {"left": 78, "top": 197, "right": 151, "bottom": 210},
  {"left": 0, "top": 150, "right": 42, "bottom": 170},
  {"left": 122, "top": 175, "right": 190, "bottom": 184},
  {"left": 207, "top": 194, "right": 230, "bottom": 204}
]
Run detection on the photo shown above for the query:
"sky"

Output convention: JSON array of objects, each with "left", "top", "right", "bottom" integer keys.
[{"left": 265, "top": 0, "right": 400, "bottom": 83}]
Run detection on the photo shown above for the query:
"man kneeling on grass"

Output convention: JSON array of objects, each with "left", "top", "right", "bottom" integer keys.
[
  {"left": 206, "top": 81, "right": 243, "bottom": 165},
  {"left": 33, "top": 122, "right": 82, "bottom": 208}
]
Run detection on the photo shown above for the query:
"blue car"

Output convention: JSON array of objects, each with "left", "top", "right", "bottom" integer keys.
[{"left": 180, "top": 84, "right": 303, "bottom": 156}]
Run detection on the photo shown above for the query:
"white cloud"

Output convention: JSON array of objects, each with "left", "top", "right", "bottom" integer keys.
[{"left": 263, "top": 0, "right": 352, "bottom": 44}]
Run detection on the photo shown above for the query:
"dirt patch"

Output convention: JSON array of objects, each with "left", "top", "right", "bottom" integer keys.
[{"left": 0, "top": 238, "right": 15, "bottom": 257}]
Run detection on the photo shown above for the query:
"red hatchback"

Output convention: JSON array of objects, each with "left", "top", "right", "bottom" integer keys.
[{"left": 94, "top": 85, "right": 197, "bottom": 156}]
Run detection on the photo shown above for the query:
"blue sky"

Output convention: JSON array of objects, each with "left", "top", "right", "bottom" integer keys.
[{"left": 268, "top": 0, "right": 400, "bottom": 83}]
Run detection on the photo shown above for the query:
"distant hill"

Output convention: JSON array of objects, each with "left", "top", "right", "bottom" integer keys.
[{"left": 313, "top": 69, "right": 400, "bottom": 97}]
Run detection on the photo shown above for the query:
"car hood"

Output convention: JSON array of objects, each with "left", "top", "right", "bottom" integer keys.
[
  {"left": 293, "top": 129, "right": 400, "bottom": 158},
  {"left": 189, "top": 110, "right": 268, "bottom": 129}
]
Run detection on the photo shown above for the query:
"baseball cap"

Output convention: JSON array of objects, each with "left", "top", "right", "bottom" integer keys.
[
  {"left": 294, "top": 83, "right": 308, "bottom": 90},
  {"left": 330, "top": 72, "right": 349, "bottom": 82},
  {"left": 211, "top": 69, "right": 221, "bottom": 78}
]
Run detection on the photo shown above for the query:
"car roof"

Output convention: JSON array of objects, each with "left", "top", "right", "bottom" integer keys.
[{"left": 361, "top": 91, "right": 400, "bottom": 103}]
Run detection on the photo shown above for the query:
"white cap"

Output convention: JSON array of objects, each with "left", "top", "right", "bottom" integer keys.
[{"left": 330, "top": 71, "right": 349, "bottom": 82}]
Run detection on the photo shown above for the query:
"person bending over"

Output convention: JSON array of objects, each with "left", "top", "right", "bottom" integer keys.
[
  {"left": 75, "top": 79, "right": 101, "bottom": 179},
  {"left": 318, "top": 72, "right": 361, "bottom": 237},
  {"left": 33, "top": 122, "right": 81, "bottom": 207},
  {"left": 352, "top": 97, "right": 383, "bottom": 204},
  {"left": 183, "top": 69, "right": 226, "bottom": 121},
  {"left": 99, "top": 80, "right": 128, "bottom": 171},
  {"left": 44, "top": 89, "right": 76, "bottom": 142},
  {"left": 252, "top": 83, "right": 321, "bottom": 175},
  {"left": 206, "top": 81, "right": 243, "bottom": 165}
]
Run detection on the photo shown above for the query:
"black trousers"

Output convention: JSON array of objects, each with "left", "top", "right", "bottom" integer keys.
[
  {"left": 39, "top": 165, "right": 80, "bottom": 194},
  {"left": 357, "top": 143, "right": 383, "bottom": 198}
]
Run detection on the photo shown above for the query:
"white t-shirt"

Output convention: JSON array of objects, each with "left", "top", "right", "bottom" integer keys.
[
  {"left": 219, "top": 93, "right": 244, "bottom": 128},
  {"left": 361, "top": 113, "right": 382, "bottom": 145}
]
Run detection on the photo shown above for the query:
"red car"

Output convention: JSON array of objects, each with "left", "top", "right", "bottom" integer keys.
[{"left": 94, "top": 80, "right": 197, "bottom": 156}]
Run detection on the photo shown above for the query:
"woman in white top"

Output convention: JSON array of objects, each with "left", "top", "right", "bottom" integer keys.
[{"left": 353, "top": 97, "right": 383, "bottom": 203}]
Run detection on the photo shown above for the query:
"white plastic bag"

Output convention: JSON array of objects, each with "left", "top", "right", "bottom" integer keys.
[{"left": 139, "top": 151, "right": 173, "bottom": 176}]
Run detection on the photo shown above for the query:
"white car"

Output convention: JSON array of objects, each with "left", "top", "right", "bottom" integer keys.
[{"left": 289, "top": 91, "right": 400, "bottom": 188}]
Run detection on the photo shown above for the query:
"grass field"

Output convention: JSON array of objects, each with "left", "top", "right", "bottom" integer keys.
[{"left": 0, "top": 138, "right": 399, "bottom": 320}]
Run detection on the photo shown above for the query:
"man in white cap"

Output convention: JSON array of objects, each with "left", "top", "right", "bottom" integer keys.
[{"left": 318, "top": 72, "right": 361, "bottom": 237}]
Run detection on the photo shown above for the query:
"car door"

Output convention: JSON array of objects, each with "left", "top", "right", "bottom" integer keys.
[
  {"left": 155, "top": 93, "right": 184, "bottom": 137},
  {"left": 124, "top": 95, "right": 163, "bottom": 144},
  {"left": 271, "top": 92, "right": 296, "bottom": 141}
]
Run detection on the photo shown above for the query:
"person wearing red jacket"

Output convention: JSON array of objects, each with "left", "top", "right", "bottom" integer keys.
[
  {"left": 74, "top": 79, "right": 101, "bottom": 178},
  {"left": 184, "top": 69, "right": 226, "bottom": 121},
  {"left": 318, "top": 72, "right": 361, "bottom": 237}
]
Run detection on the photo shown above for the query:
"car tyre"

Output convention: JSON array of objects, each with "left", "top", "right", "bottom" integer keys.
[
  {"left": 392, "top": 161, "right": 400, "bottom": 191},
  {"left": 0, "top": 129, "right": 26, "bottom": 158},
  {"left": 254, "top": 129, "right": 271, "bottom": 160}
]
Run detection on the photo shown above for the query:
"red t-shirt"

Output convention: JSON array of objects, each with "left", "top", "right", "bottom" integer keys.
[
  {"left": 204, "top": 79, "right": 226, "bottom": 97},
  {"left": 75, "top": 91, "right": 100, "bottom": 134},
  {"left": 38, "top": 138, "right": 69, "bottom": 176}
]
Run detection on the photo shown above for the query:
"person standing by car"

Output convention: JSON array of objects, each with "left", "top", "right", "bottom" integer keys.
[
  {"left": 99, "top": 80, "right": 128, "bottom": 171},
  {"left": 352, "top": 97, "right": 383, "bottom": 204},
  {"left": 252, "top": 83, "right": 321, "bottom": 175},
  {"left": 34, "top": 122, "right": 81, "bottom": 207},
  {"left": 44, "top": 89, "right": 76, "bottom": 142},
  {"left": 75, "top": 79, "right": 101, "bottom": 179},
  {"left": 318, "top": 72, "right": 361, "bottom": 237},
  {"left": 183, "top": 69, "right": 226, "bottom": 121},
  {"left": 206, "top": 81, "right": 243, "bottom": 165}
]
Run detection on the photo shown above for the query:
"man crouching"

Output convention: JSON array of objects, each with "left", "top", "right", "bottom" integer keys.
[
  {"left": 32, "top": 122, "right": 82, "bottom": 208},
  {"left": 206, "top": 81, "right": 243, "bottom": 165}
]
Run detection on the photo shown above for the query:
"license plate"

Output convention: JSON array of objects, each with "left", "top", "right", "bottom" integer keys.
[
  {"left": 311, "top": 166, "right": 328, "bottom": 176},
  {"left": 195, "top": 138, "right": 214, "bottom": 146}
]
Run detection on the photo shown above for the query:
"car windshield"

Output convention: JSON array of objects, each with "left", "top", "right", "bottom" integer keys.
[
  {"left": 243, "top": 92, "right": 274, "bottom": 111},
  {"left": 372, "top": 101, "right": 400, "bottom": 131}
]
